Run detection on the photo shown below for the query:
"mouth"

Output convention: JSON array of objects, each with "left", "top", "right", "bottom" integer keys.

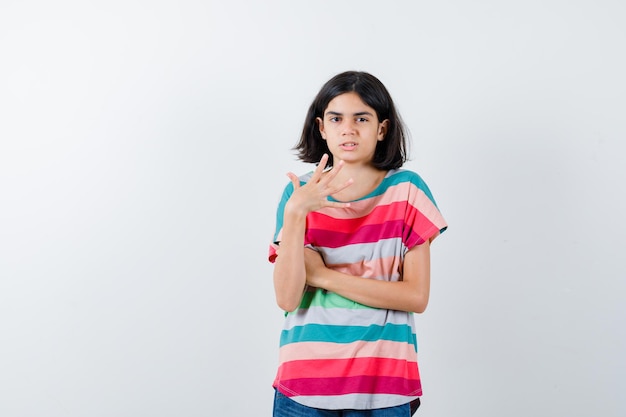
[{"left": 339, "top": 142, "right": 357, "bottom": 150}]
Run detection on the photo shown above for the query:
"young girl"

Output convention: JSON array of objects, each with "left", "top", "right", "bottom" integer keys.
[{"left": 269, "top": 71, "right": 447, "bottom": 416}]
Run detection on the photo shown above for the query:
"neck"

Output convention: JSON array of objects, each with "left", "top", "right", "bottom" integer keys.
[
  {"left": 333, "top": 160, "right": 380, "bottom": 179},
  {"left": 329, "top": 163, "right": 387, "bottom": 202}
]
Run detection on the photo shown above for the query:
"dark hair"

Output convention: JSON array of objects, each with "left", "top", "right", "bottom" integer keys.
[{"left": 294, "top": 71, "right": 409, "bottom": 170}]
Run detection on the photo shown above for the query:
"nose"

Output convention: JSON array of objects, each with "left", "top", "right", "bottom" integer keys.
[{"left": 341, "top": 119, "right": 357, "bottom": 135}]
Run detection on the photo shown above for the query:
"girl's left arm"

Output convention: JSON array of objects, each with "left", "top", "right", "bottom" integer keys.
[{"left": 304, "top": 242, "right": 431, "bottom": 313}]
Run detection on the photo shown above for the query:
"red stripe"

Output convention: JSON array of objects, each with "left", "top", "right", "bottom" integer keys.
[
  {"left": 277, "top": 357, "right": 419, "bottom": 380},
  {"left": 306, "top": 220, "right": 404, "bottom": 248},
  {"left": 403, "top": 205, "right": 438, "bottom": 247},
  {"left": 278, "top": 375, "right": 422, "bottom": 397},
  {"left": 305, "top": 202, "right": 440, "bottom": 248},
  {"left": 307, "top": 201, "right": 407, "bottom": 233}
]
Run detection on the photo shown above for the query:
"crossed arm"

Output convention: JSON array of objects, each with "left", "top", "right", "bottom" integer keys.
[
  {"left": 274, "top": 238, "right": 431, "bottom": 314},
  {"left": 304, "top": 243, "right": 430, "bottom": 313}
]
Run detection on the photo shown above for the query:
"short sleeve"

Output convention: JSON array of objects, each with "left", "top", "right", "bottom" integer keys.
[
  {"left": 268, "top": 181, "right": 295, "bottom": 263},
  {"left": 402, "top": 171, "right": 448, "bottom": 250}
]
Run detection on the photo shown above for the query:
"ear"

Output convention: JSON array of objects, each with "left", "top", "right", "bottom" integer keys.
[
  {"left": 316, "top": 117, "right": 327, "bottom": 140},
  {"left": 378, "top": 119, "right": 389, "bottom": 141}
]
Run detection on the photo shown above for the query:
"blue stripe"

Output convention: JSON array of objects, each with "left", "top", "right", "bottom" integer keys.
[
  {"left": 280, "top": 323, "right": 417, "bottom": 349},
  {"left": 325, "top": 169, "right": 437, "bottom": 205}
]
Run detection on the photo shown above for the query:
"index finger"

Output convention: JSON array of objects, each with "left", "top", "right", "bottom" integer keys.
[
  {"left": 319, "top": 158, "right": 345, "bottom": 185},
  {"left": 310, "top": 153, "right": 330, "bottom": 182}
]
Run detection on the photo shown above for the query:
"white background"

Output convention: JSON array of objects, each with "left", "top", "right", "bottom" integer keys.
[{"left": 1, "top": 1, "right": 625, "bottom": 416}]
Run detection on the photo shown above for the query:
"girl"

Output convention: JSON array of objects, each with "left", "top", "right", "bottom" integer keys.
[{"left": 269, "top": 71, "right": 447, "bottom": 416}]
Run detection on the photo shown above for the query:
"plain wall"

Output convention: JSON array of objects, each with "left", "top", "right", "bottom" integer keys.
[{"left": 1, "top": 1, "right": 624, "bottom": 416}]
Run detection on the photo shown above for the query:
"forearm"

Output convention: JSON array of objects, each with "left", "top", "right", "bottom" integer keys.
[
  {"left": 305, "top": 243, "right": 431, "bottom": 313},
  {"left": 309, "top": 270, "right": 428, "bottom": 313},
  {"left": 273, "top": 211, "right": 308, "bottom": 312},
  {"left": 272, "top": 159, "right": 353, "bottom": 312}
]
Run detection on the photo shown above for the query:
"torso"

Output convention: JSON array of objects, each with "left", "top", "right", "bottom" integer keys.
[{"left": 271, "top": 168, "right": 448, "bottom": 410}]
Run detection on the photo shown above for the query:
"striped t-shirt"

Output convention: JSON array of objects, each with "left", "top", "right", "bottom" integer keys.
[{"left": 268, "top": 169, "right": 447, "bottom": 410}]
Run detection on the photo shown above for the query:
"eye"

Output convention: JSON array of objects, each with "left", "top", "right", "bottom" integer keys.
[
  {"left": 329, "top": 116, "right": 341, "bottom": 122},
  {"left": 356, "top": 117, "right": 368, "bottom": 122}
]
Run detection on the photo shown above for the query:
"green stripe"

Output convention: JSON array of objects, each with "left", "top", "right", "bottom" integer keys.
[
  {"left": 280, "top": 323, "right": 417, "bottom": 348},
  {"left": 296, "top": 289, "right": 374, "bottom": 310}
]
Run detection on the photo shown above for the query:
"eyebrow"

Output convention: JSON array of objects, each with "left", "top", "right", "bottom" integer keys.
[{"left": 324, "top": 111, "right": 375, "bottom": 117}]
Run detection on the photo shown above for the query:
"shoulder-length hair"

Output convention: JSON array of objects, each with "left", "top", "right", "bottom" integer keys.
[{"left": 294, "top": 71, "right": 409, "bottom": 170}]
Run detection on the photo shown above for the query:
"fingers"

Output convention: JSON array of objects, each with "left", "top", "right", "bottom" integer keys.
[
  {"left": 326, "top": 200, "right": 351, "bottom": 209},
  {"left": 319, "top": 158, "right": 350, "bottom": 190},
  {"left": 320, "top": 156, "right": 341, "bottom": 182},
  {"left": 285, "top": 153, "right": 354, "bottom": 212},
  {"left": 329, "top": 175, "right": 353, "bottom": 195},
  {"left": 319, "top": 159, "right": 353, "bottom": 197},
  {"left": 310, "top": 153, "right": 330, "bottom": 182},
  {"left": 313, "top": 155, "right": 354, "bottom": 198},
  {"left": 286, "top": 172, "right": 300, "bottom": 189}
]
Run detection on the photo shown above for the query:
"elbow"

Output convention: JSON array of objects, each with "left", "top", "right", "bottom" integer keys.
[
  {"left": 413, "top": 304, "right": 428, "bottom": 314},
  {"left": 274, "top": 287, "right": 301, "bottom": 312},
  {"left": 411, "top": 296, "right": 429, "bottom": 314},
  {"left": 273, "top": 268, "right": 305, "bottom": 313},
  {"left": 276, "top": 297, "right": 299, "bottom": 313}
]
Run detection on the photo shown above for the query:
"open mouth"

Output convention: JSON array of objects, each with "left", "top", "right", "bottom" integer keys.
[{"left": 340, "top": 142, "right": 357, "bottom": 150}]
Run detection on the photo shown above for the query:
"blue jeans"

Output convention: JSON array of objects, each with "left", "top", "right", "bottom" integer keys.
[{"left": 273, "top": 390, "right": 418, "bottom": 417}]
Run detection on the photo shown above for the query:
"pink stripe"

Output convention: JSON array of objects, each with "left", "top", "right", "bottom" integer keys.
[
  {"left": 408, "top": 188, "right": 447, "bottom": 230},
  {"left": 330, "top": 255, "right": 402, "bottom": 280},
  {"left": 314, "top": 183, "right": 412, "bottom": 219},
  {"left": 278, "top": 340, "right": 418, "bottom": 363},
  {"left": 315, "top": 182, "right": 436, "bottom": 220}
]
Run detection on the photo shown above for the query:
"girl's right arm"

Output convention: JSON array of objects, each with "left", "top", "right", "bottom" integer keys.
[
  {"left": 272, "top": 155, "right": 352, "bottom": 312},
  {"left": 273, "top": 208, "right": 308, "bottom": 312}
]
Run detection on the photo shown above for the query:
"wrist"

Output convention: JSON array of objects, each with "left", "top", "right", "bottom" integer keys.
[
  {"left": 284, "top": 203, "right": 309, "bottom": 221},
  {"left": 309, "top": 263, "right": 330, "bottom": 288}
]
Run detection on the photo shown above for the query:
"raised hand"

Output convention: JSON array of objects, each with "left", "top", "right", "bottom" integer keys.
[{"left": 285, "top": 154, "right": 353, "bottom": 216}]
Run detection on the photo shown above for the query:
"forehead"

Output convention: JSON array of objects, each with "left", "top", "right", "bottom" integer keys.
[{"left": 324, "top": 92, "right": 374, "bottom": 114}]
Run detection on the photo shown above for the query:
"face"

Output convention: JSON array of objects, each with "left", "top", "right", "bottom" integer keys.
[{"left": 316, "top": 92, "right": 389, "bottom": 167}]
